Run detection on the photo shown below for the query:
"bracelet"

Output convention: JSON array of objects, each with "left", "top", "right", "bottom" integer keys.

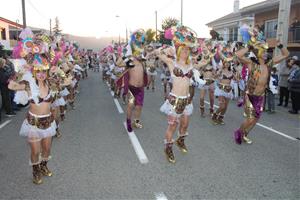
[{"left": 277, "top": 44, "right": 283, "bottom": 49}]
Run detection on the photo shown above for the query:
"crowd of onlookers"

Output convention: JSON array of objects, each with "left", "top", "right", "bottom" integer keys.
[{"left": 268, "top": 55, "right": 300, "bottom": 114}]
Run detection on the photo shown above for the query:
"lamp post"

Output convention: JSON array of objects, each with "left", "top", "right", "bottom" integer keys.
[
  {"left": 115, "top": 15, "right": 121, "bottom": 44},
  {"left": 181, "top": 0, "right": 183, "bottom": 25}
]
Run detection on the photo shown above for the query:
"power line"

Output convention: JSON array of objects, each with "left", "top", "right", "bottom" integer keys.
[
  {"left": 157, "top": 0, "right": 176, "bottom": 12},
  {"left": 27, "top": 0, "right": 49, "bottom": 21}
]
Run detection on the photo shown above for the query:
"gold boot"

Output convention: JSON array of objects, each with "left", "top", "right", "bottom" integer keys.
[
  {"left": 133, "top": 119, "right": 143, "bottom": 129},
  {"left": 40, "top": 160, "right": 53, "bottom": 177},
  {"left": 176, "top": 135, "right": 188, "bottom": 153},
  {"left": 54, "top": 128, "right": 62, "bottom": 138},
  {"left": 211, "top": 113, "right": 219, "bottom": 125},
  {"left": 165, "top": 145, "right": 176, "bottom": 164},
  {"left": 242, "top": 134, "right": 253, "bottom": 144},
  {"left": 32, "top": 164, "right": 43, "bottom": 185},
  {"left": 200, "top": 106, "right": 205, "bottom": 117},
  {"left": 217, "top": 115, "right": 225, "bottom": 125},
  {"left": 209, "top": 108, "right": 214, "bottom": 116}
]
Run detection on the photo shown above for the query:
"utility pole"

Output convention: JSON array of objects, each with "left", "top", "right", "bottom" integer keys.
[
  {"left": 181, "top": 0, "right": 183, "bottom": 25},
  {"left": 126, "top": 27, "right": 128, "bottom": 43},
  {"left": 276, "top": 0, "right": 291, "bottom": 56},
  {"left": 22, "top": 0, "right": 27, "bottom": 28},
  {"left": 155, "top": 10, "right": 158, "bottom": 41},
  {"left": 50, "top": 19, "right": 52, "bottom": 36}
]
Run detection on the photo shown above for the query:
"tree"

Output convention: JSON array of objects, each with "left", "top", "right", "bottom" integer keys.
[
  {"left": 145, "top": 29, "right": 156, "bottom": 44},
  {"left": 53, "top": 17, "right": 62, "bottom": 36}
]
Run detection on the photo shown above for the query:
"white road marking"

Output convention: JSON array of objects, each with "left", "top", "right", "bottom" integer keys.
[
  {"left": 114, "top": 98, "right": 124, "bottom": 114},
  {"left": 204, "top": 100, "right": 219, "bottom": 108},
  {"left": 256, "top": 123, "right": 298, "bottom": 141},
  {"left": 123, "top": 122, "right": 149, "bottom": 164},
  {"left": 0, "top": 120, "right": 12, "bottom": 129},
  {"left": 155, "top": 192, "right": 168, "bottom": 200},
  {"left": 204, "top": 101, "right": 298, "bottom": 141}
]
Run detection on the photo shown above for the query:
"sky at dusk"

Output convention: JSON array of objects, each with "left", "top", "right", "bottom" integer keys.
[{"left": 1, "top": 0, "right": 265, "bottom": 39}]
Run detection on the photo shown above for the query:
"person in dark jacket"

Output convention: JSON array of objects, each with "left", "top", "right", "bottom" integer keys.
[
  {"left": 0, "top": 58, "right": 15, "bottom": 117},
  {"left": 278, "top": 58, "right": 296, "bottom": 107},
  {"left": 288, "top": 60, "right": 300, "bottom": 114}
]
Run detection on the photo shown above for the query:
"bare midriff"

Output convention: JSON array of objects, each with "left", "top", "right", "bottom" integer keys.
[
  {"left": 171, "top": 77, "right": 190, "bottom": 97},
  {"left": 128, "top": 62, "right": 144, "bottom": 88},
  {"left": 29, "top": 102, "right": 51, "bottom": 116}
]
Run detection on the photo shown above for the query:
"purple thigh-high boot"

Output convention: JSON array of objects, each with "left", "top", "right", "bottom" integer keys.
[
  {"left": 127, "top": 118, "right": 132, "bottom": 132},
  {"left": 234, "top": 129, "right": 243, "bottom": 145}
]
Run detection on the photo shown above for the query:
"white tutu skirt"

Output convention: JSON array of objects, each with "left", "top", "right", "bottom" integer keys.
[
  {"left": 160, "top": 100, "right": 193, "bottom": 118},
  {"left": 214, "top": 85, "right": 233, "bottom": 99},
  {"left": 60, "top": 88, "right": 70, "bottom": 97},
  {"left": 199, "top": 83, "right": 215, "bottom": 90},
  {"left": 51, "top": 97, "right": 66, "bottom": 108},
  {"left": 19, "top": 114, "right": 57, "bottom": 140},
  {"left": 71, "top": 79, "right": 77, "bottom": 88}
]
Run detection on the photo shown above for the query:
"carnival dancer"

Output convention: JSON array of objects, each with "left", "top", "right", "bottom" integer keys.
[
  {"left": 114, "top": 52, "right": 127, "bottom": 101},
  {"left": 211, "top": 56, "right": 236, "bottom": 125},
  {"left": 198, "top": 45, "right": 216, "bottom": 117},
  {"left": 236, "top": 61, "right": 248, "bottom": 107},
  {"left": 122, "top": 29, "right": 148, "bottom": 132},
  {"left": 234, "top": 27, "right": 289, "bottom": 144},
  {"left": 9, "top": 28, "right": 57, "bottom": 184},
  {"left": 160, "top": 61, "right": 172, "bottom": 100},
  {"left": 50, "top": 65, "right": 72, "bottom": 137},
  {"left": 145, "top": 45, "right": 158, "bottom": 91},
  {"left": 66, "top": 62, "right": 76, "bottom": 110},
  {"left": 157, "top": 25, "right": 206, "bottom": 163}
]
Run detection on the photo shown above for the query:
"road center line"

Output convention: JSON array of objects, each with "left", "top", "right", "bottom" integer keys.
[
  {"left": 256, "top": 123, "right": 298, "bottom": 141},
  {"left": 123, "top": 122, "right": 149, "bottom": 164},
  {"left": 155, "top": 192, "right": 168, "bottom": 200},
  {"left": 114, "top": 98, "right": 124, "bottom": 114},
  {"left": 204, "top": 101, "right": 297, "bottom": 141},
  {"left": 0, "top": 120, "right": 12, "bottom": 129}
]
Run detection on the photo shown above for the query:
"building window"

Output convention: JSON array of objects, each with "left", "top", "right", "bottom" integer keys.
[
  {"left": 228, "top": 27, "right": 238, "bottom": 41},
  {"left": 265, "top": 19, "right": 277, "bottom": 39},
  {"left": 1, "top": 28, "right": 6, "bottom": 40}
]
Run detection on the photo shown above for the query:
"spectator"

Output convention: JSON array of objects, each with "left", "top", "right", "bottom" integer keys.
[
  {"left": 288, "top": 60, "right": 300, "bottom": 114},
  {"left": 266, "top": 67, "right": 279, "bottom": 113},
  {"left": 4, "top": 57, "right": 19, "bottom": 111},
  {"left": 0, "top": 58, "right": 16, "bottom": 117},
  {"left": 278, "top": 57, "right": 297, "bottom": 107}
]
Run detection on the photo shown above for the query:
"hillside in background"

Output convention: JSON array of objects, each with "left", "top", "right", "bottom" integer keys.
[{"left": 65, "top": 34, "right": 121, "bottom": 51}]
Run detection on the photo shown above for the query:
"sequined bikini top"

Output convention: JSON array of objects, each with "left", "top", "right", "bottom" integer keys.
[
  {"left": 204, "top": 66, "right": 213, "bottom": 72},
  {"left": 222, "top": 73, "right": 234, "bottom": 80},
  {"left": 172, "top": 64, "right": 194, "bottom": 79},
  {"left": 29, "top": 90, "right": 54, "bottom": 104}
]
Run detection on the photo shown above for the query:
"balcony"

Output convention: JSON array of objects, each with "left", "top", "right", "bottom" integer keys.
[
  {"left": 288, "top": 28, "right": 300, "bottom": 44},
  {"left": 263, "top": 28, "right": 300, "bottom": 48}
]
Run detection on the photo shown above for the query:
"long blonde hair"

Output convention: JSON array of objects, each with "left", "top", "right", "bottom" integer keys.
[{"left": 176, "top": 46, "right": 190, "bottom": 65}]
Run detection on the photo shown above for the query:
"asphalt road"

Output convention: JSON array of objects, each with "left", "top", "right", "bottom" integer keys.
[{"left": 0, "top": 71, "right": 299, "bottom": 199}]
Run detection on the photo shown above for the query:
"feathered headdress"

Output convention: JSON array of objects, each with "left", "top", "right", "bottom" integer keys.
[
  {"left": 164, "top": 25, "right": 197, "bottom": 49},
  {"left": 129, "top": 29, "right": 145, "bottom": 57},
  {"left": 240, "top": 24, "right": 268, "bottom": 59}
]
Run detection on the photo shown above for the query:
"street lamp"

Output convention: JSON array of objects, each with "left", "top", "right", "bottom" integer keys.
[{"left": 115, "top": 15, "right": 121, "bottom": 44}]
